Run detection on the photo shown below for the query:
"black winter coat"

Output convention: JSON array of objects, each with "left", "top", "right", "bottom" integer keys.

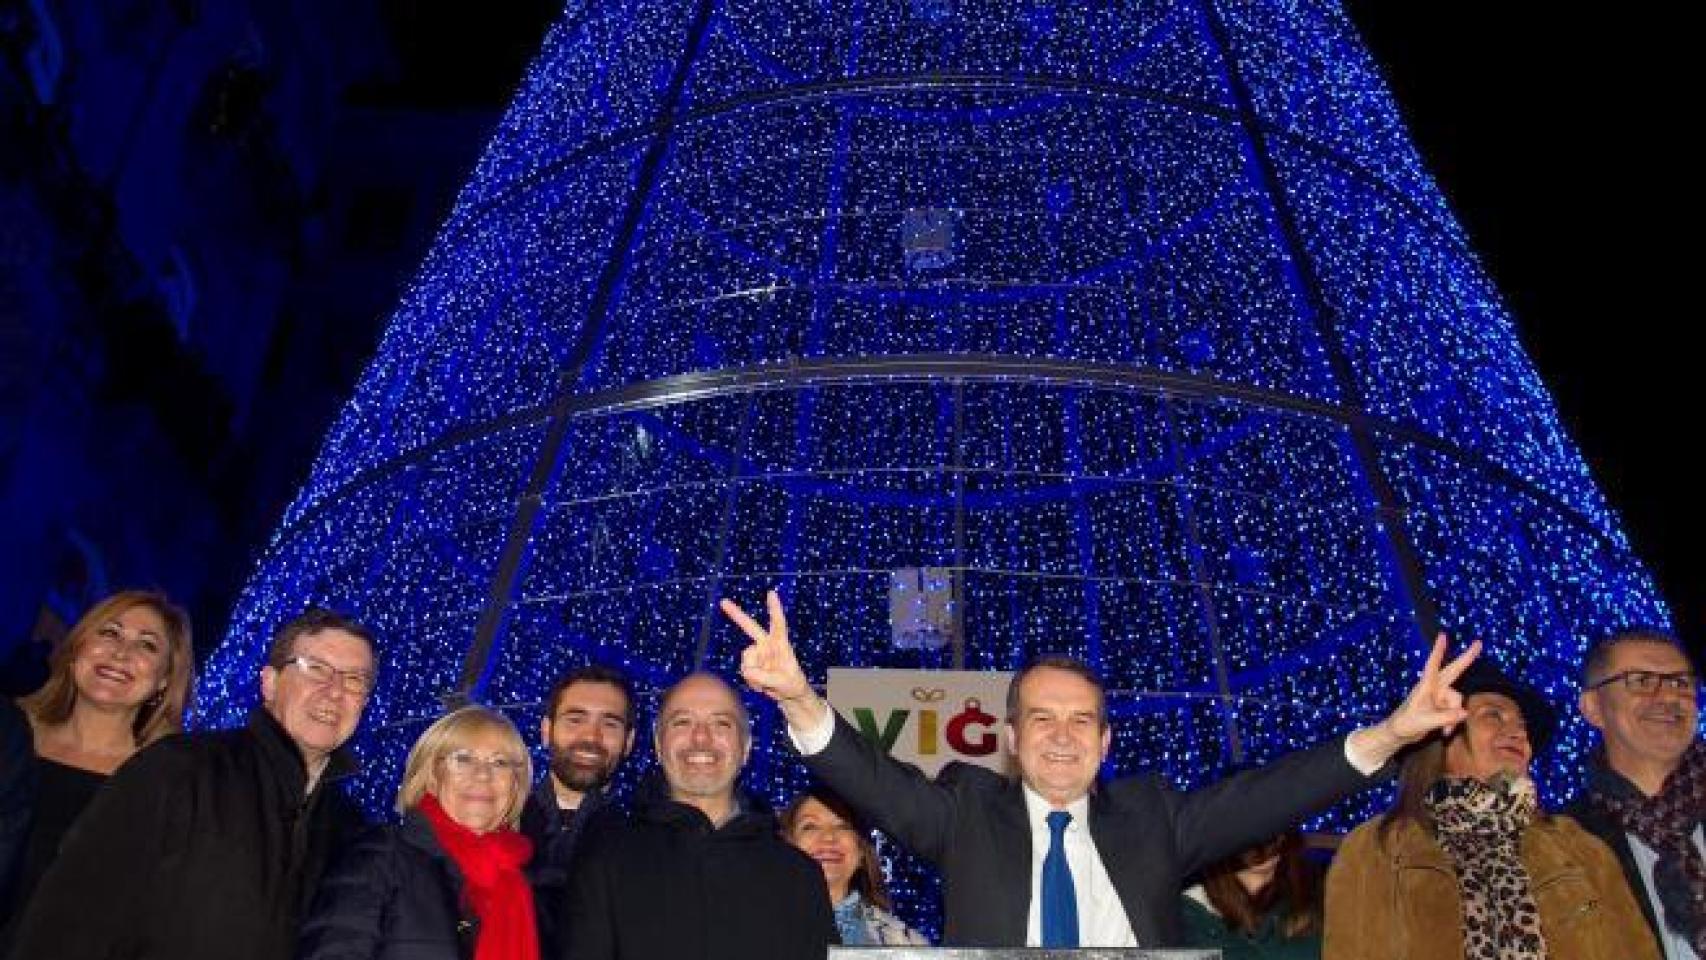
[
  {"left": 519, "top": 780, "right": 619, "bottom": 960},
  {"left": 0, "top": 700, "right": 31, "bottom": 914},
  {"left": 298, "top": 812, "right": 489, "bottom": 960},
  {"left": 5, "top": 708, "right": 365, "bottom": 960},
  {"left": 563, "top": 787, "right": 837, "bottom": 960}
]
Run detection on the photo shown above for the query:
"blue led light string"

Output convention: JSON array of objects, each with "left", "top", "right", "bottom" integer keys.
[
  {"left": 461, "top": 0, "right": 723, "bottom": 700},
  {"left": 1162, "top": 391, "right": 1245, "bottom": 762},
  {"left": 196, "top": 0, "right": 1670, "bottom": 928},
  {"left": 1194, "top": 0, "right": 1438, "bottom": 650}
]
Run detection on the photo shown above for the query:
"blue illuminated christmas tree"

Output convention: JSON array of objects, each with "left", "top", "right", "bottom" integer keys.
[{"left": 197, "top": 0, "right": 1667, "bottom": 924}]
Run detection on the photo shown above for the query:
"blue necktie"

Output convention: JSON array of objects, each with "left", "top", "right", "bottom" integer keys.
[{"left": 1041, "top": 810, "right": 1079, "bottom": 947}]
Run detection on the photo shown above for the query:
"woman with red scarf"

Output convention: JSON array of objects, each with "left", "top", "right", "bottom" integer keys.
[{"left": 300, "top": 706, "right": 538, "bottom": 960}]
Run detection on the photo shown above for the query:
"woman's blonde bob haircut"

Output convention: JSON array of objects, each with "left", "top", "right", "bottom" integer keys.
[
  {"left": 395, "top": 706, "right": 533, "bottom": 828},
  {"left": 18, "top": 590, "right": 194, "bottom": 747}
]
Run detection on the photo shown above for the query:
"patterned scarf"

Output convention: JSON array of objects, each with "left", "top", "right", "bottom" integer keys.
[
  {"left": 420, "top": 793, "right": 539, "bottom": 960},
  {"left": 1589, "top": 739, "right": 1706, "bottom": 955},
  {"left": 1425, "top": 775, "right": 1547, "bottom": 960}
]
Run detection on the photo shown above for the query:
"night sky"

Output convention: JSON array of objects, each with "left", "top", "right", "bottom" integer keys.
[{"left": 1343, "top": 3, "right": 1699, "bottom": 653}]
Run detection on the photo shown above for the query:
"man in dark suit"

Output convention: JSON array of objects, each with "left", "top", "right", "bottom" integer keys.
[{"left": 722, "top": 590, "right": 1480, "bottom": 948}]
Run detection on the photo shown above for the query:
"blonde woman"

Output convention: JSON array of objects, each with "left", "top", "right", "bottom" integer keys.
[
  {"left": 3, "top": 590, "right": 192, "bottom": 927},
  {"left": 300, "top": 706, "right": 539, "bottom": 960}
]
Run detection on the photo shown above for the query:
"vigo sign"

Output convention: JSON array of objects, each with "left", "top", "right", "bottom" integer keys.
[{"left": 826, "top": 668, "right": 1015, "bottom": 777}]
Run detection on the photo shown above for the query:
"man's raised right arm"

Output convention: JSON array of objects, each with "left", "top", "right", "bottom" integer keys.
[{"left": 721, "top": 591, "right": 959, "bottom": 861}]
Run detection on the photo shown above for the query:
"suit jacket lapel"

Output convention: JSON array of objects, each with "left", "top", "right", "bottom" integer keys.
[
  {"left": 1089, "top": 788, "right": 1152, "bottom": 944},
  {"left": 992, "top": 782, "right": 1034, "bottom": 944}
]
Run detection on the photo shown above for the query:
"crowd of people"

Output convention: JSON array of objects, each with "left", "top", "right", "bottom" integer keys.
[{"left": 0, "top": 587, "right": 1698, "bottom": 960}]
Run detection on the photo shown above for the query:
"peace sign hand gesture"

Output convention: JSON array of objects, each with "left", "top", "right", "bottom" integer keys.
[
  {"left": 720, "top": 590, "right": 829, "bottom": 730},
  {"left": 1386, "top": 633, "right": 1480, "bottom": 742},
  {"left": 1347, "top": 633, "right": 1482, "bottom": 769}
]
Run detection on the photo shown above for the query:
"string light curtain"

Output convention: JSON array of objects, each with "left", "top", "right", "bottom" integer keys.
[{"left": 196, "top": 0, "right": 1667, "bottom": 935}]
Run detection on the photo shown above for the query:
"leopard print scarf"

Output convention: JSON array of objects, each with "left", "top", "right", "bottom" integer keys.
[
  {"left": 1589, "top": 738, "right": 1706, "bottom": 954},
  {"left": 1425, "top": 775, "right": 1548, "bottom": 960}
]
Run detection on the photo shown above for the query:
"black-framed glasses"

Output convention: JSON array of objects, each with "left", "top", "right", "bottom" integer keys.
[
  {"left": 284, "top": 654, "right": 376, "bottom": 697},
  {"left": 1586, "top": 670, "right": 1698, "bottom": 696}
]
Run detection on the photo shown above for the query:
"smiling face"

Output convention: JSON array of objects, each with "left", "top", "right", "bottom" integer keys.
[
  {"left": 433, "top": 727, "right": 523, "bottom": 835},
  {"left": 71, "top": 604, "right": 170, "bottom": 713},
  {"left": 787, "top": 797, "right": 863, "bottom": 901},
  {"left": 260, "top": 628, "right": 373, "bottom": 769},
  {"left": 1006, "top": 666, "right": 1111, "bottom": 807},
  {"left": 655, "top": 675, "right": 749, "bottom": 810},
  {"left": 543, "top": 680, "right": 634, "bottom": 799},
  {"left": 1581, "top": 639, "right": 1698, "bottom": 786},
  {"left": 1443, "top": 692, "right": 1533, "bottom": 782}
]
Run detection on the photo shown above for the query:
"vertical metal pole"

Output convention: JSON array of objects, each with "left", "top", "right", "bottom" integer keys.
[
  {"left": 457, "top": 0, "right": 723, "bottom": 696},
  {"left": 1194, "top": 0, "right": 1441, "bottom": 642},
  {"left": 1162, "top": 393, "right": 1245, "bottom": 763}
]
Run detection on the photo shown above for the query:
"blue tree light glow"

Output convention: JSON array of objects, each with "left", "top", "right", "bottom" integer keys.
[{"left": 196, "top": 0, "right": 1668, "bottom": 936}]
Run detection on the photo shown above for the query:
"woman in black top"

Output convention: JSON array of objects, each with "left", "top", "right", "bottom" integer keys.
[{"left": 1, "top": 590, "right": 194, "bottom": 931}]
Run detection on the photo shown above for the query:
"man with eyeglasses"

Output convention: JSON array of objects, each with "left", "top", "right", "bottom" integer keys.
[
  {"left": 1570, "top": 629, "right": 1705, "bottom": 959},
  {"left": 563, "top": 672, "right": 836, "bottom": 960},
  {"left": 8, "top": 607, "right": 377, "bottom": 960}
]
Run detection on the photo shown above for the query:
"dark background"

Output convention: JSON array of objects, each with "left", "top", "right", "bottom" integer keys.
[
  {"left": 359, "top": 0, "right": 1706, "bottom": 655},
  {"left": 1346, "top": 3, "right": 1699, "bottom": 652},
  {"left": 1, "top": 2, "right": 1695, "bottom": 674}
]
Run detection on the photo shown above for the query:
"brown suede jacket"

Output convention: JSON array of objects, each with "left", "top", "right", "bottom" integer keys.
[{"left": 1324, "top": 813, "right": 1659, "bottom": 960}]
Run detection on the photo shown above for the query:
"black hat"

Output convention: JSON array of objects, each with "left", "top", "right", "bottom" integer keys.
[{"left": 1452, "top": 657, "right": 1557, "bottom": 756}]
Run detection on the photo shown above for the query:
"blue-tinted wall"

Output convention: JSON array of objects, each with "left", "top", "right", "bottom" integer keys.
[{"left": 0, "top": 1, "right": 517, "bottom": 674}]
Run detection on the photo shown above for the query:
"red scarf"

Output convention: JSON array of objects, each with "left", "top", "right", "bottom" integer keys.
[{"left": 419, "top": 793, "right": 539, "bottom": 960}]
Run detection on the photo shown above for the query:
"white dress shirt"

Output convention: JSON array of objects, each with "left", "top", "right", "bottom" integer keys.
[
  {"left": 1020, "top": 784, "right": 1138, "bottom": 947},
  {"left": 790, "top": 706, "right": 1384, "bottom": 948}
]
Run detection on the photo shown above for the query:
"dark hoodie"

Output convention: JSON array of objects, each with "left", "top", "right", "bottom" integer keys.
[{"left": 562, "top": 775, "right": 836, "bottom": 960}]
